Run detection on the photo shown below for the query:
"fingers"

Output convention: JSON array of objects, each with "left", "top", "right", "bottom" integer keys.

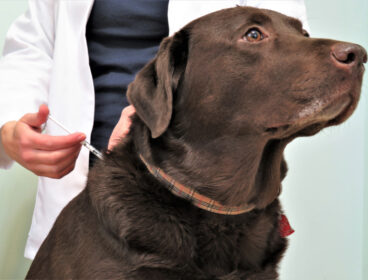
[
  {"left": 1, "top": 106, "right": 88, "bottom": 179},
  {"left": 25, "top": 145, "right": 83, "bottom": 179},
  {"left": 108, "top": 105, "right": 136, "bottom": 150},
  {"left": 12, "top": 122, "right": 86, "bottom": 178},
  {"left": 122, "top": 105, "right": 136, "bottom": 116},
  {"left": 20, "top": 104, "right": 50, "bottom": 129},
  {"left": 15, "top": 131, "right": 84, "bottom": 179},
  {"left": 14, "top": 117, "right": 86, "bottom": 150},
  {"left": 20, "top": 144, "right": 82, "bottom": 166},
  {"left": 0, "top": 107, "right": 88, "bottom": 179},
  {"left": 26, "top": 129, "right": 86, "bottom": 151}
]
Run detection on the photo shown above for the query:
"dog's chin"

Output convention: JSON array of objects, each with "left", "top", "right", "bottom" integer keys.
[
  {"left": 269, "top": 91, "right": 358, "bottom": 140},
  {"left": 296, "top": 96, "right": 353, "bottom": 135},
  {"left": 325, "top": 94, "right": 358, "bottom": 127}
]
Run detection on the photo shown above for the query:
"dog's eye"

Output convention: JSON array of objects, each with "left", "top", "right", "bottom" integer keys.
[{"left": 244, "top": 29, "right": 264, "bottom": 42}]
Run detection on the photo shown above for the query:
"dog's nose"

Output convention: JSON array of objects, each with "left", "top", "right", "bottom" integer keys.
[{"left": 331, "top": 43, "right": 367, "bottom": 67}]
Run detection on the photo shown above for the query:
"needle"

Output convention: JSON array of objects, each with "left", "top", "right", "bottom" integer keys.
[{"left": 47, "top": 114, "right": 103, "bottom": 160}]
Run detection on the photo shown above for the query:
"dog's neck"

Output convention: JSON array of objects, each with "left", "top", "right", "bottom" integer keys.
[
  {"left": 133, "top": 119, "right": 288, "bottom": 209},
  {"left": 139, "top": 153, "right": 256, "bottom": 214}
]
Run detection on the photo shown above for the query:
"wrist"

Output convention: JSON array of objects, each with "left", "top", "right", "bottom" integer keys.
[{"left": 1, "top": 121, "right": 17, "bottom": 158}]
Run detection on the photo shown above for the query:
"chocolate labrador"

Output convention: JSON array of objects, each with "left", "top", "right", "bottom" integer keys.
[{"left": 27, "top": 6, "right": 366, "bottom": 280}]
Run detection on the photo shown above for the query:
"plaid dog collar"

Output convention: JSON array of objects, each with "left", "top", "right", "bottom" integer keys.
[{"left": 139, "top": 155, "right": 255, "bottom": 215}]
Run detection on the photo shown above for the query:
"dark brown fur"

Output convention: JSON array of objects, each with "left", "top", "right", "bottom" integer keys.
[{"left": 27, "top": 7, "right": 366, "bottom": 279}]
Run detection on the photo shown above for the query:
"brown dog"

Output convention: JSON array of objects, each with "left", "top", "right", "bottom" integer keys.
[{"left": 27, "top": 6, "right": 366, "bottom": 279}]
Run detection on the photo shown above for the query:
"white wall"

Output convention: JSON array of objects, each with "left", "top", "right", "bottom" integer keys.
[{"left": 280, "top": 0, "right": 368, "bottom": 279}]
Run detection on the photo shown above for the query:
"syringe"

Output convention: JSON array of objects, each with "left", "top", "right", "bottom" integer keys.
[{"left": 47, "top": 114, "right": 103, "bottom": 160}]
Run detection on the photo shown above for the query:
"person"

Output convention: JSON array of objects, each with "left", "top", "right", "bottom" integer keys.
[{"left": 0, "top": 0, "right": 309, "bottom": 260}]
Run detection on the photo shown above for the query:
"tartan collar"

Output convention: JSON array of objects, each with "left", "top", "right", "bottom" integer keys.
[{"left": 139, "top": 154, "right": 255, "bottom": 215}]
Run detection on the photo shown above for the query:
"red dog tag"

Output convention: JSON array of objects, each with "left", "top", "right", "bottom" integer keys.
[{"left": 279, "top": 214, "right": 295, "bottom": 237}]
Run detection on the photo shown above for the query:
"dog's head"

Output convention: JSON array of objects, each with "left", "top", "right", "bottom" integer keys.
[
  {"left": 127, "top": 7, "right": 366, "bottom": 207},
  {"left": 128, "top": 6, "right": 366, "bottom": 141}
]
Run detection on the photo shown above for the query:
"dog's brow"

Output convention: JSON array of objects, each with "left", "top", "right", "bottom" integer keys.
[
  {"left": 286, "top": 18, "right": 303, "bottom": 32},
  {"left": 247, "top": 13, "right": 272, "bottom": 25}
]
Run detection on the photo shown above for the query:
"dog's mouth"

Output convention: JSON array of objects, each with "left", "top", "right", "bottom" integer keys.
[
  {"left": 294, "top": 96, "right": 353, "bottom": 137},
  {"left": 289, "top": 65, "right": 365, "bottom": 137},
  {"left": 267, "top": 89, "right": 359, "bottom": 139},
  {"left": 326, "top": 96, "right": 355, "bottom": 126}
]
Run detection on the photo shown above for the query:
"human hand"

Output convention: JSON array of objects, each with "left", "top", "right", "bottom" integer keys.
[
  {"left": 108, "top": 105, "right": 135, "bottom": 150},
  {"left": 0, "top": 104, "right": 86, "bottom": 179}
]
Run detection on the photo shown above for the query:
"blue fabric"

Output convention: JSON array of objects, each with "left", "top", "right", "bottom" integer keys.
[{"left": 86, "top": 0, "right": 169, "bottom": 161}]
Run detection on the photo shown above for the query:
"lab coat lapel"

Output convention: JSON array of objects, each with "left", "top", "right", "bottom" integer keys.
[{"left": 59, "top": 0, "right": 95, "bottom": 35}]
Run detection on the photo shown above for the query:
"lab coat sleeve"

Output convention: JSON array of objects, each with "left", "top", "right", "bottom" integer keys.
[{"left": 0, "top": 0, "right": 55, "bottom": 169}]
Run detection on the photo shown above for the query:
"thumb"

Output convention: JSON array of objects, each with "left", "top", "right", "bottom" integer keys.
[
  {"left": 108, "top": 105, "right": 135, "bottom": 150},
  {"left": 20, "top": 104, "right": 49, "bottom": 129}
]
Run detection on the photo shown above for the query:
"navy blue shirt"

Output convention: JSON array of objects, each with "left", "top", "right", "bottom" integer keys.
[{"left": 86, "top": 0, "right": 169, "bottom": 163}]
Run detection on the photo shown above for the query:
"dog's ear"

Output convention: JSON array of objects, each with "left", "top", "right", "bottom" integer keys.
[{"left": 127, "top": 30, "right": 189, "bottom": 138}]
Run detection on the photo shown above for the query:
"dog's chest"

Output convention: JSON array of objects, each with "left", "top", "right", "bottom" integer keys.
[
  {"left": 190, "top": 211, "right": 279, "bottom": 276},
  {"left": 194, "top": 222, "right": 244, "bottom": 275}
]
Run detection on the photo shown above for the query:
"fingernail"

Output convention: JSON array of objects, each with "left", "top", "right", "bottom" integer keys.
[{"left": 78, "top": 134, "right": 86, "bottom": 141}]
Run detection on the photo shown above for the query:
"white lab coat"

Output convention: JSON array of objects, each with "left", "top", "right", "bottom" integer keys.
[{"left": 0, "top": 0, "right": 308, "bottom": 260}]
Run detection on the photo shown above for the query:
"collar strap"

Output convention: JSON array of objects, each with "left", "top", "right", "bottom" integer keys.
[{"left": 139, "top": 155, "right": 255, "bottom": 215}]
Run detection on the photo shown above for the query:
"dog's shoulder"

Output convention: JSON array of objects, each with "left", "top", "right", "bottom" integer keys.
[{"left": 87, "top": 142, "right": 198, "bottom": 262}]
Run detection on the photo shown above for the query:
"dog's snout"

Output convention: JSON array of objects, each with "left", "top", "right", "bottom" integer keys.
[{"left": 331, "top": 43, "right": 367, "bottom": 67}]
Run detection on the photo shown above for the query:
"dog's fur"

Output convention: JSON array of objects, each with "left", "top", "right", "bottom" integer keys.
[{"left": 27, "top": 7, "right": 366, "bottom": 279}]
